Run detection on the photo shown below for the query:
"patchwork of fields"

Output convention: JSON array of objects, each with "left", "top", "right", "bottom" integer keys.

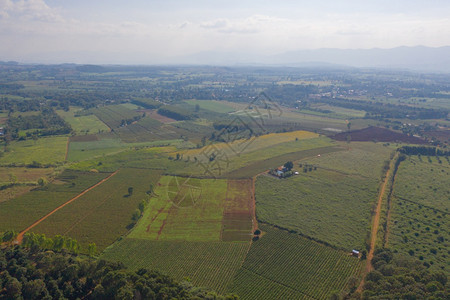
[
  {"left": 255, "top": 142, "right": 394, "bottom": 250},
  {"left": 129, "top": 176, "right": 254, "bottom": 242},
  {"left": 3, "top": 94, "right": 446, "bottom": 299}
]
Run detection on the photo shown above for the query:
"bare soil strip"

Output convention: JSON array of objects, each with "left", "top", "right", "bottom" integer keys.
[
  {"left": 15, "top": 171, "right": 118, "bottom": 244},
  {"left": 357, "top": 161, "right": 392, "bottom": 292}
]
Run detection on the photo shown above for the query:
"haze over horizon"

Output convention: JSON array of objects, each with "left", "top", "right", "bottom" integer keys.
[{"left": 1, "top": 0, "right": 450, "bottom": 66}]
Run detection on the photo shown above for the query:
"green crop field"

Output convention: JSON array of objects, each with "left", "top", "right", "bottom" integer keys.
[
  {"left": 178, "top": 134, "right": 334, "bottom": 178},
  {"left": 90, "top": 104, "right": 141, "bottom": 129},
  {"left": 393, "top": 156, "right": 449, "bottom": 211},
  {"left": 185, "top": 99, "right": 235, "bottom": 113},
  {"left": 0, "top": 136, "right": 68, "bottom": 165},
  {"left": 101, "top": 239, "right": 250, "bottom": 294},
  {"left": 56, "top": 108, "right": 109, "bottom": 134},
  {"left": 255, "top": 142, "right": 394, "bottom": 249},
  {"left": 31, "top": 168, "right": 162, "bottom": 251},
  {"left": 388, "top": 156, "right": 449, "bottom": 272},
  {"left": 129, "top": 176, "right": 235, "bottom": 241},
  {"left": 0, "top": 170, "right": 110, "bottom": 232},
  {"left": 229, "top": 225, "right": 362, "bottom": 300}
]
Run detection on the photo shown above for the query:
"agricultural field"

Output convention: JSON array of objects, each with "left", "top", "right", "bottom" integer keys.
[
  {"left": 393, "top": 156, "right": 450, "bottom": 211},
  {"left": 387, "top": 156, "right": 449, "bottom": 272},
  {"left": 101, "top": 239, "right": 250, "bottom": 294},
  {"left": 56, "top": 108, "right": 109, "bottom": 134},
  {"left": 0, "top": 136, "right": 67, "bottom": 165},
  {"left": 255, "top": 142, "right": 394, "bottom": 249},
  {"left": 89, "top": 104, "right": 142, "bottom": 129},
  {"left": 0, "top": 170, "right": 110, "bottom": 233},
  {"left": 0, "top": 167, "right": 54, "bottom": 184},
  {"left": 129, "top": 176, "right": 253, "bottom": 242},
  {"left": 229, "top": 225, "right": 363, "bottom": 300},
  {"left": 67, "top": 137, "right": 184, "bottom": 162},
  {"left": 185, "top": 99, "right": 235, "bottom": 113},
  {"left": 31, "top": 168, "right": 163, "bottom": 251}
]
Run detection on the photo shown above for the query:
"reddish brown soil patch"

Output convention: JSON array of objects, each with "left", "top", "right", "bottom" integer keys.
[
  {"left": 333, "top": 126, "right": 427, "bottom": 144},
  {"left": 422, "top": 129, "right": 450, "bottom": 143},
  {"left": 69, "top": 134, "right": 99, "bottom": 142},
  {"left": 140, "top": 109, "right": 176, "bottom": 123},
  {"left": 221, "top": 179, "right": 254, "bottom": 241}
]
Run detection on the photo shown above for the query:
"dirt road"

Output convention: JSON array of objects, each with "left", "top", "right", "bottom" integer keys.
[{"left": 15, "top": 171, "right": 118, "bottom": 244}]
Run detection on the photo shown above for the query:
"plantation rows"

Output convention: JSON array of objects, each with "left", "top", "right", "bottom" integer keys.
[
  {"left": 92, "top": 105, "right": 141, "bottom": 128},
  {"left": 230, "top": 268, "right": 315, "bottom": 300},
  {"left": 101, "top": 238, "right": 250, "bottom": 294},
  {"left": 230, "top": 225, "right": 362, "bottom": 299}
]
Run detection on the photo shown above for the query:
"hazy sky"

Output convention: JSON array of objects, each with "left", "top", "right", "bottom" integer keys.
[{"left": 1, "top": 0, "right": 450, "bottom": 63}]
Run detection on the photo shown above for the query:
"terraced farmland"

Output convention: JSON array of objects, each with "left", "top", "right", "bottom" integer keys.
[
  {"left": 101, "top": 239, "right": 250, "bottom": 294},
  {"left": 229, "top": 225, "right": 363, "bottom": 300}
]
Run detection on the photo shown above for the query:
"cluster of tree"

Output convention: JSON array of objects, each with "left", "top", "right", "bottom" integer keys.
[
  {"left": 0, "top": 245, "right": 238, "bottom": 300},
  {"left": 119, "top": 115, "right": 144, "bottom": 127},
  {"left": 347, "top": 249, "right": 448, "bottom": 299},
  {"left": 157, "top": 106, "right": 195, "bottom": 120},
  {"left": 0, "top": 97, "right": 42, "bottom": 113},
  {"left": 299, "top": 162, "right": 317, "bottom": 173},
  {"left": 130, "top": 98, "right": 161, "bottom": 109},
  {"left": 6, "top": 108, "right": 71, "bottom": 140},
  {"left": 398, "top": 146, "right": 450, "bottom": 156},
  {"left": 321, "top": 98, "right": 448, "bottom": 120}
]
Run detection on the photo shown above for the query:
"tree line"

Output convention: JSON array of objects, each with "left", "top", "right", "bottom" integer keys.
[{"left": 0, "top": 245, "right": 239, "bottom": 299}]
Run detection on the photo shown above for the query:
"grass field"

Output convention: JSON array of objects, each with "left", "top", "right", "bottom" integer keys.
[
  {"left": 388, "top": 156, "right": 449, "bottom": 272},
  {"left": 185, "top": 99, "right": 235, "bottom": 113},
  {"left": 56, "top": 108, "right": 109, "bottom": 134},
  {"left": 229, "top": 225, "right": 363, "bottom": 300},
  {"left": 0, "top": 136, "right": 67, "bottom": 165},
  {"left": 255, "top": 142, "right": 394, "bottom": 250},
  {"left": 129, "top": 176, "right": 251, "bottom": 242},
  {"left": 31, "top": 168, "right": 163, "bottom": 251},
  {"left": 0, "top": 170, "right": 110, "bottom": 232},
  {"left": 101, "top": 239, "right": 250, "bottom": 294}
]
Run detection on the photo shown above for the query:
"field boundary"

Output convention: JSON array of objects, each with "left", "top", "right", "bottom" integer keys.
[
  {"left": 15, "top": 170, "right": 118, "bottom": 244},
  {"left": 357, "top": 157, "right": 393, "bottom": 292}
]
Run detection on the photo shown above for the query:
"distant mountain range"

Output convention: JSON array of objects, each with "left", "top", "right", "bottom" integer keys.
[
  {"left": 174, "top": 46, "right": 450, "bottom": 72},
  {"left": 2, "top": 46, "right": 450, "bottom": 72}
]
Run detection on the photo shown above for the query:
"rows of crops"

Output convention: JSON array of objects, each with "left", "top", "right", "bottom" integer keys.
[
  {"left": 0, "top": 170, "right": 110, "bottom": 232},
  {"left": 101, "top": 238, "right": 250, "bottom": 294},
  {"left": 129, "top": 176, "right": 228, "bottom": 241},
  {"left": 91, "top": 104, "right": 141, "bottom": 129},
  {"left": 229, "top": 225, "right": 362, "bottom": 300},
  {"left": 31, "top": 168, "right": 162, "bottom": 251}
]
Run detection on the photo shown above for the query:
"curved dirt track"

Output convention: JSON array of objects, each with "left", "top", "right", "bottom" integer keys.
[{"left": 15, "top": 171, "right": 118, "bottom": 244}]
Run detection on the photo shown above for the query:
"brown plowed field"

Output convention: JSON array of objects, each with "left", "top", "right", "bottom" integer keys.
[
  {"left": 333, "top": 126, "right": 427, "bottom": 144},
  {"left": 221, "top": 179, "right": 253, "bottom": 241}
]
